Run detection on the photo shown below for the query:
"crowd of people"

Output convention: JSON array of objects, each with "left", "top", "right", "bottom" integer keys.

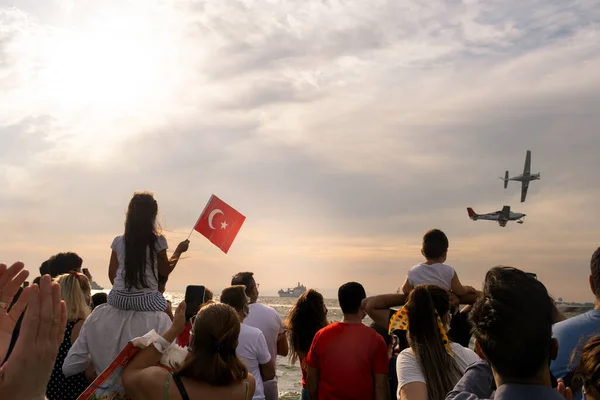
[{"left": 2, "top": 191, "right": 600, "bottom": 400}]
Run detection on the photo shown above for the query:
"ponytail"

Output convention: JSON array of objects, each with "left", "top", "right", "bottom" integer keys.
[{"left": 407, "top": 286, "right": 461, "bottom": 400}]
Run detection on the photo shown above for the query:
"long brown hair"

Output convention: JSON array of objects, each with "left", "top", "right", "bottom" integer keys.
[
  {"left": 123, "top": 192, "right": 159, "bottom": 290},
  {"left": 175, "top": 303, "right": 248, "bottom": 385},
  {"left": 574, "top": 334, "right": 600, "bottom": 398},
  {"left": 407, "top": 286, "right": 461, "bottom": 400},
  {"left": 284, "top": 289, "right": 328, "bottom": 365}
]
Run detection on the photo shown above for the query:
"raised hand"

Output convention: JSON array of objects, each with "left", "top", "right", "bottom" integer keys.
[
  {"left": 175, "top": 239, "right": 190, "bottom": 255},
  {"left": 0, "top": 274, "right": 67, "bottom": 399},
  {"left": 0, "top": 262, "right": 30, "bottom": 362}
]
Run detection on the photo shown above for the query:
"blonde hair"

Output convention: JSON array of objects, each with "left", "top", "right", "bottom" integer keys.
[{"left": 55, "top": 273, "right": 91, "bottom": 322}]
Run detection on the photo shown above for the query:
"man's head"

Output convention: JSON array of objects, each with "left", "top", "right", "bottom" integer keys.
[
  {"left": 220, "top": 285, "right": 249, "bottom": 321},
  {"left": 47, "top": 252, "right": 83, "bottom": 278},
  {"left": 589, "top": 247, "right": 600, "bottom": 299},
  {"left": 338, "top": 282, "right": 366, "bottom": 317},
  {"left": 39, "top": 260, "right": 50, "bottom": 276},
  {"left": 231, "top": 272, "right": 258, "bottom": 303},
  {"left": 470, "top": 266, "right": 556, "bottom": 384},
  {"left": 421, "top": 229, "right": 448, "bottom": 262}
]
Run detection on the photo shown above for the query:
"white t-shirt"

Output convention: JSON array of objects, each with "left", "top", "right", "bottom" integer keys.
[
  {"left": 111, "top": 235, "right": 168, "bottom": 292},
  {"left": 396, "top": 342, "right": 480, "bottom": 392},
  {"left": 244, "top": 303, "right": 285, "bottom": 380},
  {"left": 407, "top": 262, "right": 456, "bottom": 290},
  {"left": 237, "top": 323, "right": 272, "bottom": 400}
]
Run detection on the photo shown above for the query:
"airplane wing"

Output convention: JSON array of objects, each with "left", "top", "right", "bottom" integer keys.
[
  {"left": 501, "top": 205, "right": 510, "bottom": 218},
  {"left": 521, "top": 181, "right": 529, "bottom": 203},
  {"left": 499, "top": 219, "right": 507, "bottom": 227},
  {"left": 523, "top": 150, "right": 531, "bottom": 175}
]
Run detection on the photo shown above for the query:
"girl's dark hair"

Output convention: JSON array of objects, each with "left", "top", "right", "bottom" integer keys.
[
  {"left": 176, "top": 303, "right": 248, "bottom": 385},
  {"left": 284, "top": 289, "right": 328, "bottom": 365},
  {"left": 573, "top": 334, "right": 600, "bottom": 397},
  {"left": 407, "top": 285, "right": 461, "bottom": 400},
  {"left": 123, "top": 192, "right": 159, "bottom": 290}
]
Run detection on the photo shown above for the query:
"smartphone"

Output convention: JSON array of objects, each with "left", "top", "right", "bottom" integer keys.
[
  {"left": 525, "top": 272, "right": 537, "bottom": 280},
  {"left": 82, "top": 268, "right": 90, "bottom": 276},
  {"left": 185, "top": 285, "right": 206, "bottom": 321}
]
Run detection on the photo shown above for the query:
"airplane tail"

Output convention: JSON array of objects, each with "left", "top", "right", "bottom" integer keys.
[
  {"left": 503, "top": 171, "right": 509, "bottom": 188},
  {"left": 467, "top": 208, "right": 477, "bottom": 218}
]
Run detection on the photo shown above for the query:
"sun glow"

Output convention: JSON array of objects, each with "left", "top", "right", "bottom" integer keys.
[{"left": 20, "top": 9, "right": 192, "bottom": 158}]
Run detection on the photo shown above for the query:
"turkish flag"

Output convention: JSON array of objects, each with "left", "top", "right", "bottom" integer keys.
[{"left": 194, "top": 195, "right": 246, "bottom": 254}]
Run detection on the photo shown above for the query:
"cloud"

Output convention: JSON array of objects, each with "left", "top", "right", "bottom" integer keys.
[{"left": 1, "top": 0, "right": 599, "bottom": 301}]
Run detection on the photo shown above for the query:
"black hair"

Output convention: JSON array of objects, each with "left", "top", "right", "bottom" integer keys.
[
  {"left": 123, "top": 192, "right": 159, "bottom": 290},
  {"left": 422, "top": 229, "right": 449, "bottom": 259},
  {"left": 47, "top": 252, "right": 83, "bottom": 278},
  {"left": 338, "top": 282, "right": 366, "bottom": 314},
  {"left": 231, "top": 272, "right": 255, "bottom": 296},
  {"left": 91, "top": 292, "right": 108, "bottom": 309},
  {"left": 591, "top": 248, "right": 600, "bottom": 296},
  {"left": 470, "top": 266, "right": 554, "bottom": 380},
  {"left": 39, "top": 260, "right": 50, "bottom": 276}
]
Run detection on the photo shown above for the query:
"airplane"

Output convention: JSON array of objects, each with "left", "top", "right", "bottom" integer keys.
[
  {"left": 467, "top": 206, "right": 526, "bottom": 227},
  {"left": 501, "top": 150, "right": 540, "bottom": 203}
]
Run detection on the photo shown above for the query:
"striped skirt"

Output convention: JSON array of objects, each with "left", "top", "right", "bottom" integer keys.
[{"left": 107, "top": 289, "right": 167, "bottom": 312}]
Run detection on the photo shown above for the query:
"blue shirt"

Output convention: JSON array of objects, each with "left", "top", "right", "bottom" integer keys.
[
  {"left": 551, "top": 309, "right": 600, "bottom": 400},
  {"left": 551, "top": 309, "right": 600, "bottom": 379}
]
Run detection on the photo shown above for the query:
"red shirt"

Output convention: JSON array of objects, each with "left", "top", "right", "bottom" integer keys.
[{"left": 305, "top": 322, "right": 389, "bottom": 400}]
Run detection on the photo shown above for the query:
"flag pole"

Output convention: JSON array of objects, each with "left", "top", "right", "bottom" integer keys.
[{"left": 187, "top": 194, "right": 215, "bottom": 240}]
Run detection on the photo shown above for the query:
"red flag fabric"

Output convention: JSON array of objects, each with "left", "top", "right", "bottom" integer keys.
[{"left": 194, "top": 195, "right": 245, "bottom": 254}]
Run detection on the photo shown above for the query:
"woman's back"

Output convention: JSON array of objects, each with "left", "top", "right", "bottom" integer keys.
[
  {"left": 126, "top": 367, "right": 256, "bottom": 400},
  {"left": 165, "top": 372, "right": 255, "bottom": 400}
]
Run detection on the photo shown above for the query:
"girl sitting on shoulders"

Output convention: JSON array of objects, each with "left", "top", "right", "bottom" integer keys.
[{"left": 108, "top": 192, "right": 189, "bottom": 312}]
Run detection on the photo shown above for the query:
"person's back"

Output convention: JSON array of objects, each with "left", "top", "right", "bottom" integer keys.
[
  {"left": 309, "top": 322, "right": 388, "bottom": 399},
  {"left": 244, "top": 302, "right": 283, "bottom": 363},
  {"left": 231, "top": 272, "right": 287, "bottom": 400},
  {"left": 407, "top": 262, "right": 455, "bottom": 290},
  {"left": 237, "top": 323, "right": 271, "bottom": 400},
  {"left": 552, "top": 310, "right": 600, "bottom": 379},
  {"left": 63, "top": 303, "right": 172, "bottom": 376},
  {"left": 551, "top": 247, "right": 600, "bottom": 392},
  {"left": 47, "top": 273, "right": 92, "bottom": 400},
  {"left": 306, "top": 282, "right": 389, "bottom": 400}
]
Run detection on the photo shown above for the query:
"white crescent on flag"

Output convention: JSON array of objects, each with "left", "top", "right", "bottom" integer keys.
[{"left": 208, "top": 209, "right": 224, "bottom": 229}]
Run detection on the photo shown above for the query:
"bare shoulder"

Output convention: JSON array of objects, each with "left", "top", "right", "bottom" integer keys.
[
  {"left": 70, "top": 319, "right": 86, "bottom": 344},
  {"left": 132, "top": 367, "right": 170, "bottom": 398}
]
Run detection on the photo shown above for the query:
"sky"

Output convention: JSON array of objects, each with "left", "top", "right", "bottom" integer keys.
[{"left": 1, "top": 0, "right": 599, "bottom": 301}]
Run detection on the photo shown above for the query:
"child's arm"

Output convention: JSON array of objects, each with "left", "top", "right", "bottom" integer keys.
[
  {"left": 401, "top": 277, "right": 414, "bottom": 295},
  {"left": 108, "top": 250, "right": 118, "bottom": 284},
  {"left": 450, "top": 272, "right": 474, "bottom": 297}
]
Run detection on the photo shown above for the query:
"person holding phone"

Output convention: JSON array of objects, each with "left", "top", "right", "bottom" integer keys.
[
  {"left": 122, "top": 302, "right": 256, "bottom": 400},
  {"left": 177, "top": 287, "right": 214, "bottom": 348},
  {"left": 107, "top": 192, "right": 189, "bottom": 312}
]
